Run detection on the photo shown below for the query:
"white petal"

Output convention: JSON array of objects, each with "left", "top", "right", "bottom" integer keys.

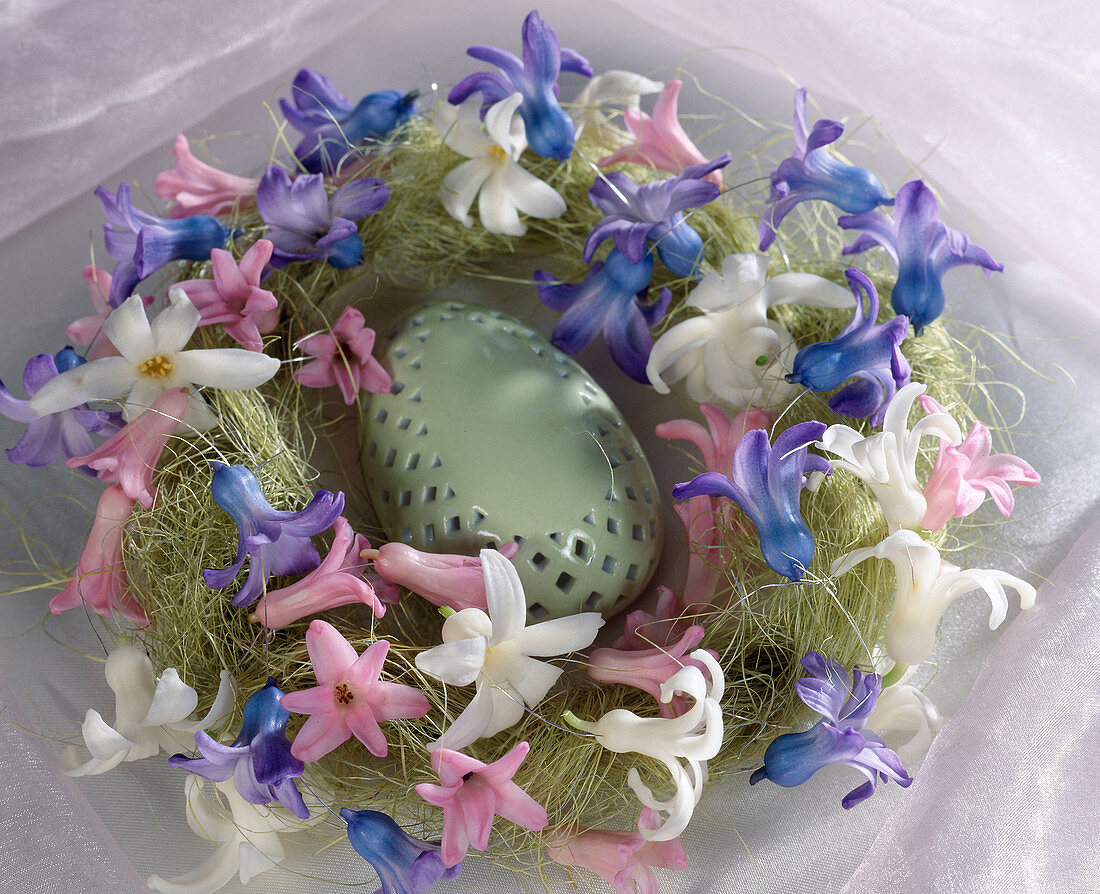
[
  {"left": 509, "top": 612, "right": 603, "bottom": 657},
  {"left": 148, "top": 841, "right": 242, "bottom": 894},
  {"left": 481, "top": 549, "right": 527, "bottom": 642},
  {"left": 478, "top": 171, "right": 525, "bottom": 236},
  {"left": 415, "top": 636, "right": 488, "bottom": 686},
  {"left": 182, "top": 671, "right": 236, "bottom": 733},
  {"left": 140, "top": 667, "right": 199, "bottom": 728},
  {"left": 182, "top": 390, "right": 219, "bottom": 432},
  {"left": 441, "top": 608, "right": 493, "bottom": 642},
  {"left": 184, "top": 775, "right": 237, "bottom": 842},
  {"left": 433, "top": 97, "right": 490, "bottom": 159},
  {"left": 122, "top": 377, "right": 168, "bottom": 423},
  {"left": 491, "top": 653, "right": 561, "bottom": 708},
  {"left": 81, "top": 709, "right": 138, "bottom": 761},
  {"left": 440, "top": 160, "right": 491, "bottom": 227},
  {"left": 28, "top": 356, "right": 135, "bottom": 416},
  {"left": 432, "top": 684, "right": 495, "bottom": 751},
  {"left": 153, "top": 288, "right": 202, "bottom": 355},
  {"left": 500, "top": 162, "right": 567, "bottom": 219},
  {"left": 762, "top": 272, "right": 854, "bottom": 309},
  {"left": 238, "top": 840, "right": 283, "bottom": 885},
  {"left": 484, "top": 93, "right": 525, "bottom": 155},
  {"left": 574, "top": 69, "right": 664, "bottom": 112},
  {"left": 103, "top": 294, "right": 156, "bottom": 361},
  {"left": 172, "top": 348, "right": 280, "bottom": 390}
]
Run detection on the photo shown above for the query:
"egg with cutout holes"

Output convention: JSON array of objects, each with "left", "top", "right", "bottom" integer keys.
[{"left": 361, "top": 301, "right": 663, "bottom": 622}]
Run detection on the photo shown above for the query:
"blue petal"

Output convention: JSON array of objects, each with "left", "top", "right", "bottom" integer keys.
[
  {"left": 752, "top": 721, "right": 866, "bottom": 788},
  {"left": 342, "top": 808, "right": 461, "bottom": 893}
]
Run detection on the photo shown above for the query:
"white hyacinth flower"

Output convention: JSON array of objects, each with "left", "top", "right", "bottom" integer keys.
[
  {"left": 645, "top": 253, "right": 853, "bottom": 410},
  {"left": 63, "top": 643, "right": 234, "bottom": 777},
  {"left": 818, "top": 382, "right": 962, "bottom": 531},
  {"left": 415, "top": 548, "right": 604, "bottom": 751},
  {"left": 434, "top": 93, "right": 567, "bottom": 236},
  {"left": 869, "top": 682, "right": 946, "bottom": 765},
  {"left": 29, "top": 288, "right": 281, "bottom": 428},
  {"left": 563, "top": 650, "right": 725, "bottom": 842},
  {"left": 569, "top": 69, "right": 665, "bottom": 145},
  {"left": 832, "top": 529, "right": 1036, "bottom": 665}
]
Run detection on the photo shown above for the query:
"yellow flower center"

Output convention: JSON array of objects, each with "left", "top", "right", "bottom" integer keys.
[
  {"left": 138, "top": 355, "right": 174, "bottom": 379},
  {"left": 334, "top": 682, "right": 355, "bottom": 705},
  {"left": 488, "top": 145, "right": 508, "bottom": 163}
]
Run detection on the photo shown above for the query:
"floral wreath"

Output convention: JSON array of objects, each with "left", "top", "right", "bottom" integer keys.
[{"left": 4, "top": 10, "right": 1041, "bottom": 894}]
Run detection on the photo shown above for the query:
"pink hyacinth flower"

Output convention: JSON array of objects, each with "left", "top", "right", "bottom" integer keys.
[
  {"left": 66, "top": 387, "right": 189, "bottom": 509},
  {"left": 588, "top": 625, "right": 715, "bottom": 717},
  {"left": 250, "top": 516, "right": 399, "bottom": 629},
  {"left": 67, "top": 267, "right": 153, "bottom": 360},
  {"left": 281, "top": 620, "right": 429, "bottom": 761},
  {"left": 155, "top": 133, "right": 260, "bottom": 219},
  {"left": 365, "top": 540, "right": 520, "bottom": 611},
  {"left": 49, "top": 484, "right": 149, "bottom": 626},
  {"left": 545, "top": 807, "right": 687, "bottom": 894},
  {"left": 294, "top": 306, "right": 392, "bottom": 404},
  {"left": 173, "top": 240, "right": 280, "bottom": 352},
  {"left": 613, "top": 585, "right": 690, "bottom": 651},
  {"left": 599, "top": 80, "right": 723, "bottom": 188},
  {"left": 415, "top": 742, "right": 547, "bottom": 868},
  {"left": 917, "top": 395, "right": 1040, "bottom": 531}
]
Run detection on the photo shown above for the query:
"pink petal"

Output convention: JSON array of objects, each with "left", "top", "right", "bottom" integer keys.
[
  {"left": 210, "top": 248, "right": 251, "bottom": 305},
  {"left": 304, "top": 619, "right": 358, "bottom": 683},
  {"left": 238, "top": 239, "right": 273, "bottom": 286},
  {"left": 288, "top": 711, "right": 350, "bottom": 761},
  {"left": 278, "top": 685, "right": 334, "bottom": 714},
  {"left": 344, "top": 704, "right": 388, "bottom": 757},
  {"left": 345, "top": 639, "right": 389, "bottom": 690},
  {"left": 369, "top": 680, "right": 430, "bottom": 720}
]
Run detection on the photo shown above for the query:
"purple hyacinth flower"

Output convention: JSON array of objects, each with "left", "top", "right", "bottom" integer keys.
[
  {"left": 341, "top": 807, "right": 462, "bottom": 894},
  {"left": 96, "top": 183, "right": 233, "bottom": 306},
  {"left": 758, "top": 89, "right": 893, "bottom": 252},
  {"left": 535, "top": 248, "right": 670, "bottom": 383},
  {"left": 0, "top": 348, "right": 117, "bottom": 469},
  {"left": 749, "top": 651, "right": 912, "bottom": 808},
  {"left": 280, "top": 68, "right": 418, "bottom": 174},
  {"left": 256, "top": 166, "right": 388, "bottom": 269},
  {"left": 584, "top": 155, "right": 730, "bottom": 278},
  {"left": 672, "top": 421, "right": 830, "bottom": 582},
  {"left": 448, "top": 9, "right": 592, "bottom": 161},
  {"left": 839, "top": 179, "right": 1003, "bottom": 335},
  {"left": 169, "top": 677, "right": 308, "bottom": 819},
  {"left": 786, "top": 268, "right": 911, "bottom": 426},
  {"left": 202, "top": 463, "right": 344, "bottom": 607}
]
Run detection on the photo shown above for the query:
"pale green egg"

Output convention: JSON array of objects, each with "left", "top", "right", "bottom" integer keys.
[{"left": 361, "top": 301, "right": 663, "bottom": 621}]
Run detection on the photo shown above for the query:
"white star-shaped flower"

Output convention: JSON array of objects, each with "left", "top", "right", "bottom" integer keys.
[
  {"left": 415, "top": 548, "right": 603, "bottom": 751},
  {"left": 569, "top": 69, "right": 664, "bottom": 145}
]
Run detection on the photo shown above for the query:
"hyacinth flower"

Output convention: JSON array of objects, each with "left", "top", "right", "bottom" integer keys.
[
  {"left": 868, "top": 682, "right": 945, "bottom": 765},
  {"left": 588, "top": 625, "right": 716, "bottom": 718},
  {"left": 569, "top": 69, "right": 664, "bottom": 146},
  {"left": 96, "top": 182, "right": 233, "bottom": 306},
  {"left": 917, "top": 395, "right": 1040, "bottom": 531},
  {"left": 67, "top": 267, "right": 154, "bottom": 361},
  {"left": 256, "top": 165, "right": 388, "bottom": 269},
  {"left": 154, "top": 133, "right": 260, "bottom": 219},
  {"left": 294, "top": 305, "right": 392, "bottom": 404},
  {"left": 281, "top": 621, "right": 429, "bottom": 761},
  {"left": 170, "top": 677, "right": 308, "bottom": 819},
  {"left": 202, "top": 463, "right": 344, "bottom": 607},
  {"left": 758, "top": 88, "right": 893, "bottom": 251},
  {"left": 173, "top": 240, "right": 280, "bottom": 352},
  {"left": 63, "top": 643, "right": 234, "bottom": 776},
  {"left": 365, "top": 540, "right": 520, "bottom": 612},
  {"left": 48, "top": 485, "right": 149, "bottom": 625},
  {"left": 449, "top": 9, "right": 592, "bottom": 160},
  {"left": 832, "top": 529, "right": 1036, "bottom": 665},
  {"left": 613, "top": 585, "right": 690, "bottom": 652},
  {"left": 535, "top": 249, "right": 671, "bottom": 383},
  {"left": 646, "top": 252, "right": 853, "bottom": 410},
  {"left": 342, "top": 807, "right": 462, "bottom": 894},
  {"left": 673, "top": 421, "right": 830, "bottom": 582},
  {"left": 749, "top": 651, "right": 912, "bottom": 808},
  {"left": 584, "top": 155, "right": 730, "bottom": 278},
  {"left": 251, "top": 517, "right": 398, "bottom": 629},
  {"left": 66, "top": 387, "right": 190, "bottom": 509},
  {"left": 0, "top": 348, "right": 117, "bottom": 468},
  {"left": 563, "top": 651, "right": 724, "bottom": 842},
  {"left": 840, "top": 179, "right": 1003, "bottom": 334},
  {"left": 415, "top": 549, "right": 603, "bottom": 751},
  {"left": 280, "top": 68, "right": 418, "bottom": 174},
  {"left": 29, "top": 289, "right": 281, "bottom": 428},
  {"left": 415, "top": 742, "right": 547, "bottom": 867},
  {"left": 545, "top": 807, "right": 687, "bottom": 894},
  {"left": 787, "top": 267, "right": 911, "bottom": 426},
  {"left": 600, "top": 79, "right": 723, "bottom": 188}
]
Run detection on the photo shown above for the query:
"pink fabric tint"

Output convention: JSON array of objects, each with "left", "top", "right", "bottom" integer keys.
[
  {"left": 154, "top": 133, "right": 260, "bottom": 218},
  {"left": 173, "top": 240, "right": 280, "bottom": 351},
  {"left": 250, "top": 516, "right": 397, "bottom": 628},
  {"left": 49, "top": 484, "right": 148, "bottom": 626},
  {"left": 415, "top": 742, "right": 547, "bottom": 868},
  {"left": 294, "top": 306, "right": 392, "bottom": 404},
  {"left": 368, "top": 541, "right": 520, "bottom": 611},
  {"left": 599, "top": 80, "right": 723, "bottom": 187},
  {"left": 281, "top": 621, "right": 429, "bottom": 761},
  {"left": 66, "top": 387, "right": 189, "bottom": 509}
]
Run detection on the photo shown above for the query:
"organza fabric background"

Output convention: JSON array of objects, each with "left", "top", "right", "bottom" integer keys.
[{"left": 1, "top": 1, "right": 1097, "bottom": 892}]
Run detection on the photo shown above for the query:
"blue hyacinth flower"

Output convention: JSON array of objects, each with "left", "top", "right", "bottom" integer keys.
[
  {"left": 280, "top": 68, "right": 418, "bottom": 174},
  {"left": 535, "top": 248, "right": 670, "bottom": 383},
  {"left": 448, "top": 10, "right": 592, "bottom": 160},
  {"left": 787, "top": 268, "right": 911, "bottom": 426},
  {"left": 170, "top": 677, "right": 308, "bottom": 818},
  {"left": 341, "top": 807, "right": 461, "bottom": 894},
  {"left": 672, "top": 421, "right": 830, "bottom": 581},
  {"left": 750, "top": 651, "right": 912, "bottom": 808},
  {"left": 758, "top": 89, "right": 893, "bottom": 251},
  {"left": 584, "top": 155, "right": 730, "bottom": 278},
  {"left": 97, "top": 182, "right": 233, "bottom": 306},
  {"left": 840, "top": 179, "right": 1003, "bottom": 334},
  {"left": 202, "top": 463, "right": 344, "bottom": 607}
]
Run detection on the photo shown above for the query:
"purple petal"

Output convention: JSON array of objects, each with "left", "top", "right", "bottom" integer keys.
[
  {"left": 447, "top": 71, "right": 512, "bottom": 107},
  {"left": 330, "top": 178, "right": 389, "bottom": 221},
  {"left": 520, "top": 10, "right": 562, "bottom": 88},
  {"left": 603, "top": 293, "right": 655, "bottom": 383}
]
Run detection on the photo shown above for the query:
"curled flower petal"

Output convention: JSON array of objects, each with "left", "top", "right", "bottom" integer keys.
[{"left": 155, "top": 133, "right": 260, "bottom": 219}]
